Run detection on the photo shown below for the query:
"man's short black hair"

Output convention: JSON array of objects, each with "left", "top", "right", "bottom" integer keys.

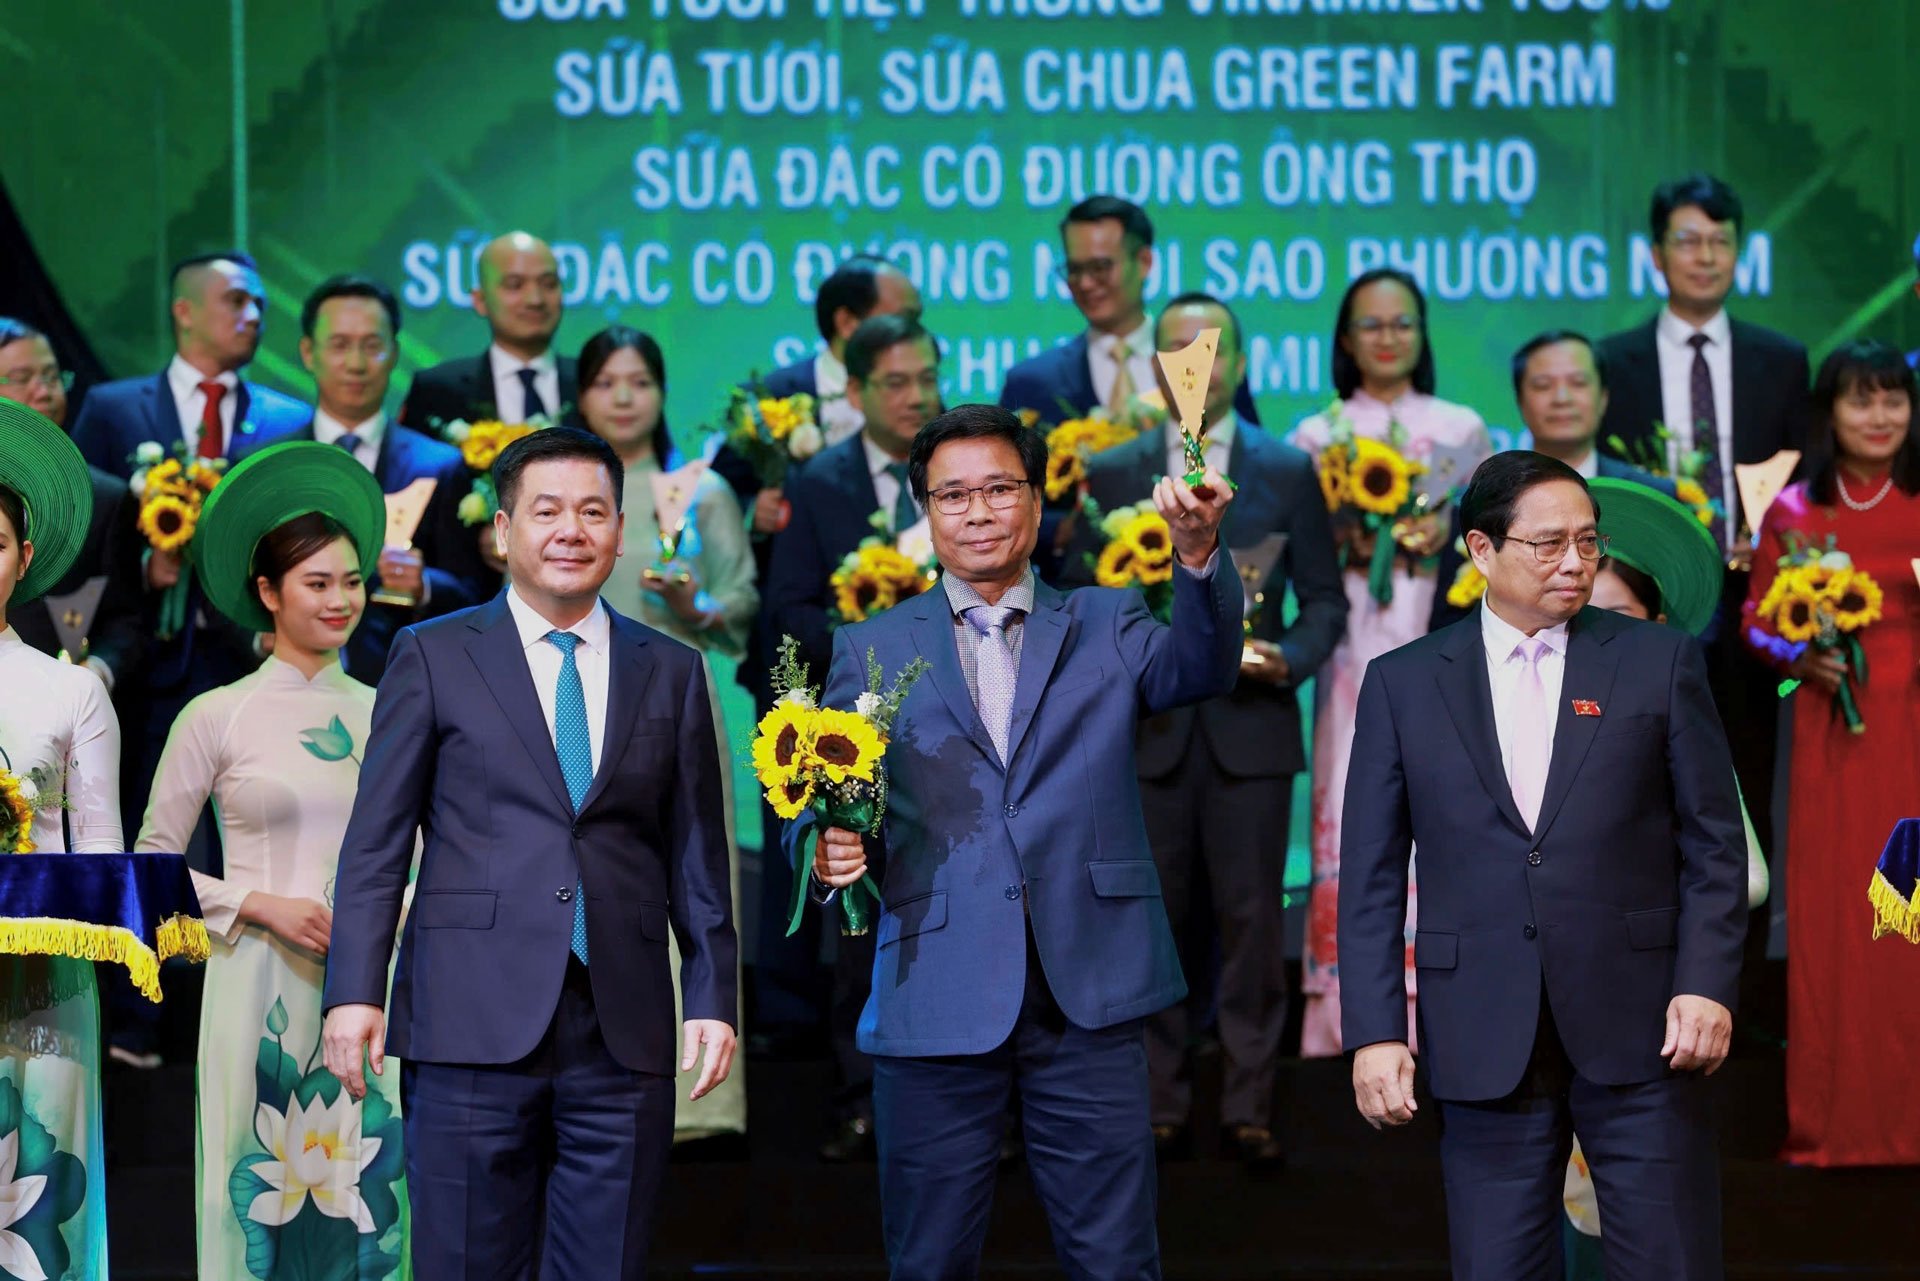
[
  {"left": 169, "top": 251, "right": 259, "bottom": 296},
  {"left": 1158, "top": 291, "right": 1244, "bottom": 356},
  {"left": 1509, "top": 330, "right": 1607, "bottom": 396},
  {"left": 1650, "top": 173, "right": 1743, "bottom": 243},
  {"left": 1059, "top": 196, "right": 1154, "bottom": 250},
  {"left": 492, "top": 425, "right": 624, "bottom": 516},
  {"left": 846, "top": 315, "right": 936, "bottom": 385},
  {"left": 300, "top": 274, "right": 402, "bottom": 340},
  {"left": 908, "top": 404, "right": 1047, "bottom": 504},
  {"left": 1459, "top": 451, "right": 1597, "bottom": 544},
  {"left": 813, "top": 254, "right": 898, "bottom": 344}
]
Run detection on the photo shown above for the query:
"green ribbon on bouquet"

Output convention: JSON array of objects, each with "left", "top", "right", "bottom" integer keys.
[{"left": 786, "top": 793, "right": 883, "bottom": 938}]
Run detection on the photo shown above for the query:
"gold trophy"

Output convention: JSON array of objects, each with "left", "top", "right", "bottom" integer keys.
[
  {"left": 372, "top": 477, "right": 437, "bottom": 606},
  {"left": 644, "top": 459, "right": 708, "bottom": 589},
  {"left": 1154, "top": 327, "right": 1237, "bottom": 500},
  {"left": 1733, "top": 450, "right": 1800, "bottom": 574}
]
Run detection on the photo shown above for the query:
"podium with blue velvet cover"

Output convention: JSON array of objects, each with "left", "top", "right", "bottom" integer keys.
[
  {"left": 1871, "top": 819, "right": 1920, "bottom": 944},
  {"left": 0, "top": 853, "right": 211, "bottom": 1014}
]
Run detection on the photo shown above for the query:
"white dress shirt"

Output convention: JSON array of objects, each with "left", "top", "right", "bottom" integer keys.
[
  {"left": 506, "top": 585, "right": 611, "bottom": 775},
  {"left": 167, "top": 354, "right": 239, "bottom": 454},
  {"left": 1480, "top": 601, "right": 1569, "bottom": 786},
  {"left": 311, "top": 407, "right": 386, "bottom": 473},
  {"left": 1565, "top": 448, "right": 1599, "bottom": 480},
  {"left": 862, "top": 433, "right": 921, "bottom": 528},
  {"left": 1086, "top": 320, "right": 1156, "bottom": 410},
  {"left": 1165, "top": 411, "right": 1237, "bottom": 480},
  {"left": 813, "top": 349, "right": 865, "bottom": 447},
  {"left": 1655, "top": 307, "right": 1735, "bottom": 540},
  {"left": 491, "top": 344, "right": 561, "bottom": 424}
]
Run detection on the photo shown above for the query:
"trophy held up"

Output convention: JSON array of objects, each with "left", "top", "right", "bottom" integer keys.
[{"left": 1154, "top": 326, "right": 1238, "bottom": 500}]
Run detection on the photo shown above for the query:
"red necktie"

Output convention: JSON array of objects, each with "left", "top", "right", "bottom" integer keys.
[{"left": 197, "top": 380, "right": 227, "bottom": 459}]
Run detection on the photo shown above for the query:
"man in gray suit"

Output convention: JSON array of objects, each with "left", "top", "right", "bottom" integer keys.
[{"left": 1076, "top": 292, "right": 1348, "bottom": 1163}]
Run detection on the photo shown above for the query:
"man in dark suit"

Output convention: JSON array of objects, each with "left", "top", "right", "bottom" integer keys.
[
  {"left": 293, "top": 275, "right": 491, "bottom": 681},
  {"left": 1431, "top": 331, "right": 1675, "bottom": 632},
  {"left": 1342, "top": 451, "right": 1746, "bottom": 1279},
  {"left": 0, "top": 319, "right": 141, "bottom": 690},
  {"left": 1596, "top": 173, "right": 1808, "bottom": 897},
  {"left": 762, "top": 312, "right": 939, "bottom": 1156},
  {"left": 804, "top": 405, "right": 1240, "bottom": 1277},
  {"left": 397, "top": 231, "right": 577, "bottom": 430},
  {"left": 998, "top": 196, "right": 1261, "bottom": 429},
  {"left": 1075, "top": 293, "right": 1346, "bottom": 1164},
  {"left": 323, "top": 427, "right": 736, "bottom": 1278}
]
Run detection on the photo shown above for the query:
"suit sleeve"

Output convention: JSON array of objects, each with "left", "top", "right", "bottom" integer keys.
[
  {"left": 69, "top": 394, "right": 122, "bottom": 475},
  {"left": 323, "top": 628, "right": 437, "bottom": 1012},
  {"left": 764, "top": 470, "right": 837, "bottom": 682},
  {"left": 1336, "top": 660, "right": 1415, "bottom": 1050},
  {"left": 1122, "top": 545, "right": 1243, "bottom": 716},
  {"left": 1272, "top": 456, "right": 1347, "bottom": 684},
  {"left": 1664, "top": 638, "right": 1748, "bottom": 1011},
  {"left": 667, "top": 652, "right": 740, "bottom": 1027},
  {"left": 417, "top": 452, "right": 491, "bottom": 614},
  {"left": 88, "top": 481, "right": 147, "bottom": 687}
]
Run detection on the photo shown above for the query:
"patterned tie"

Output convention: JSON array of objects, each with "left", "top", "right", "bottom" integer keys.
[
  {"left": 884, "top": 461, "right": 916, "bottom": 535},
  {"left": 545, "top": 630, "right": 592, "bottom": 964},
  {"left": 517, "top": 367, "right": 548, "bottom": 421},
  {"left": 197, "top": 380, "right": 227, "bottom": 459},
  {"left": 1106, "top": 336, "right": 1136, "bottom": 416},
  {"left": 1507, "top": 637, "right": 1553, "bottom": 832},
  {"left": 1686, "top": 333, "right": 1728, "bottom": 547},
  {"left": 964, "top": 605, "right": 1020, "bottom": 764}
]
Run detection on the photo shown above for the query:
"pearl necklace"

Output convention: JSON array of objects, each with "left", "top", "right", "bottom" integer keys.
[{"left": 1835, "top": 470, "right": 1894, "bottom": 512}]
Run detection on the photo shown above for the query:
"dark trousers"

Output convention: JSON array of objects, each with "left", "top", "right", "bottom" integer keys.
[
  {"left": 1436, "top": 996, "right": 1723, "bottom": 1281},
  {"left": 872, "top": 930, "right": 1160, "bottom": 1281},
  {"left": 402, "top": 958, "right": 676, "bottom": 1280},
  {"left": 832, "top": 929, "right": 877, "bottom": 1121},
  {"left": 1139, "top": 734, "right": 1292, "bottom": 1129}
]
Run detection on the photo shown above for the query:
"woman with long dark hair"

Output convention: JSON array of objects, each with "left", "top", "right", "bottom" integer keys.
[
  {"left": 1287, "top": 268, "right": 1491, "bottom": 1056},
  {"left": 1743, "top": 338, "right": 1920, "bottom": 1167}
]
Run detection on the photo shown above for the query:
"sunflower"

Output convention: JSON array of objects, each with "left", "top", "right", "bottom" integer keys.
[
  {"left": 759, "top": 396, "right": 814, "bottom": 441},
  {"left": 1774, "top": 586, "right": 1825, "bottom": 644},
  {"left": 139, "top": 494, "right": 199, "bottom": 552},
  {"left": 766, "top": 772, "right": 818, "bottom": 820},
  {"left": 832, "top": 564, "right": 896, "bottom": 623},
  {"left": 0, "top": 772, "right": 35, "bottom": 853},
  {"left": 1095, "top": 539, "right": 1139, "bottom": 588},
  {"left": 187, "top": 460, "right": 225, "bottom": 493},
  {"left": 1673, "top": 478, "right": 1715, "bottom": 527},
  {"left": 1826, "top": 569, "right": 1884, "bottom": 632},
  {"left": 1134, "top": 556, "right": 1174, "bottom": 586},
  {"left": 809, "top": 707, "right": 884, "bottom": 783},
  {"left": 1044, "top": 449, "right": 1085, "bottom": 501},
  {"left": 1346, "top": 438, "right": 1415, "bottom": 516},
  {"left": 1316, "top": 449, "right": 1348, "bottom": 511},
  {"left": 1446, "top": 562, "right": 1488, "bottom": 609},
  {"left": 752, "top": 702, "right": 816, "bottom": 783},
  {"left": 459, "top": 421, "right": 536, "bottom": 471},
  {"left": 1119, "top": 511, "right": 1173, "bottom": 566}
]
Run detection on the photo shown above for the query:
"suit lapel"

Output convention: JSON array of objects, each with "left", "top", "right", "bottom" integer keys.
[
  {"left": 1005, "top": 583, "right": 1072, "bottom": 770},
  {"left": 1529, "top": 610, "right": 1622, "bottom": 844},
  {"left": 909, "top": 593, "right": 999, "bottom": 766},
  {"left": 1727, "top": 323, "right": 1765, "bottom": 466},
  {"left": 466, "top": 597, "right": 574, "bottom": 815},
  {"left": 1434, "top": 619, "right": 1530, "bottom": 838},
  {"left": 579, "top": 607, "right": 654, "bottom": 814},
  {"left": 146, "top": 372, "right": 183, "bottom": 451},
  {"left": 1064, "top": 335, "right": 1097, "bottom": 416}
]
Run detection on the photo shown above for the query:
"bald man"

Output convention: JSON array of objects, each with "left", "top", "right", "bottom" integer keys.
[{"left": 399, "top": 231, "right": 579, "bottom": 430}]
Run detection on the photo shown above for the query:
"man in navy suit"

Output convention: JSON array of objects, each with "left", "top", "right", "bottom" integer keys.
[
  {"left": 1074, "top": 293, "right": 1346, "bottom": 1166},
  {"left": 998, "top": 196, "right": 1261, "bottom": 429},
  {"left": 1430, "top": 331, "right": 1675, "bottom": 632},
  {"left": 398, "top": 231, "right": 578, "bottom": 430},
  {"left": 293, "top": 275, "right": 491, "bottom": 680},
  {"left": 323, "top": 427, "right": 737, "bottom": 1279},
  {"left": 1341, "top": 451, "right": 1745, "bottom": 1279},
  {"left": 761, "top": 312, "right": 939, "bottom": 1156},
  {"left": 805, "top": 404, "right": 1242, "bottom": 1278}
]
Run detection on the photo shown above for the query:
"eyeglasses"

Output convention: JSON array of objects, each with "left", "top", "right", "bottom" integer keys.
[
  {"left": 1057, "top": 258, "right": 1122, "bottom": 284},
  {"left": 927, "top": 479, "right": 1031, "bottom": 516},
  {"left": 1349, "top": 316, "right": 1418, "bottom": 338},
  {"left": 0, "top": 369, "right": 74, "bottom": 392},
  {"left": 1500, "top": 532, "right": 1610, "bottom": 564},
  {"left": 1664, "top": 231, "right": 1736, "bottom": 258},
  {"left": 871, "top": 371, "right": 940, "bottom": 396}
]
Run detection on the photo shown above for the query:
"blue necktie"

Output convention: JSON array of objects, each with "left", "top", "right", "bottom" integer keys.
[
  {"left": 336, "top": 432, "right": 362, "bottom": 456},
  {"left": 517, "top": 368, "right": 548, "bottom": 421},
  {"left": 545, "top": 630, "right": 592, "bottom": 963},
  {"left": 884, "top": 461, "right": 916, "bottom": 535}
]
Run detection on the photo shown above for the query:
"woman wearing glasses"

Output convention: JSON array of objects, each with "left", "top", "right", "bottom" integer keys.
[{"left": 1288, "top": 268, "right": 1491, "bottom": 1057}]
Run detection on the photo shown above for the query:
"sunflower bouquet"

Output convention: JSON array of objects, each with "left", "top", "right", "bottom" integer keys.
[
  {"left": 1041, "top": 412, "right": 1143, "bottom": 502},
  {"left": 1313, "top": 402, "right": 1433, "bottom": 605},
  {"left": 755, "top": 636, "right": 930, "bottom": 936},
  {"left": 127, "top": 441, "right": 229, "bottom": 638},
  {"left": 1444, "top": 537, "right": 1488, "bottom": 610},
  {"left": 830, "top": 535, "right": 938, "bottom": 626},
  {"left": 1754, "top": 534, "right": 1883, "bottom": 734},
  {"left": 443, "top": 418, "right": 550, "bottom": 525},
  {"left": 0, "top": 746, "right": 62, "bottom": 855},
  {"left": 1603, "top": 422, "right": 1726, "bottom": 533},
  {"left": 719, "top": 381, "right": 824, "bottom": 491},
  {"left": 1081, "top": 500, "right": 1177, "bottom": 621}
]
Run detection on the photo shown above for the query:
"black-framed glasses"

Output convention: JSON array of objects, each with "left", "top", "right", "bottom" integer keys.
[
  {"left": 1056, "top": 258, "right": 1121, "bottom": 284},
  {"left": 0, "top": 369, "right": 75, "bottom": 392},
  {"left": 1501, "top": 532, "right": 1610, "bottom": 564},
  {"left": 927, "top": 479, "right": 1031, "bottom": 516},
  {"left": 1664, "top": 230, "right": 1736, "bottom": 258}
]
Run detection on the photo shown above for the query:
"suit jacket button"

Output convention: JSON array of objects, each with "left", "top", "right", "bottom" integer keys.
[
  {"left": 1523, "top": 923, "right": 1537, "bottom": 939},
  {"left": 1003, "top": 804, "right": 1018, "bottom": 818},
  {"left": 1005, "top": 884, "right": 1022, "bottom": 900},
  {"left": 557, "top": 887, "right": 574, "bottom": 902},
  {"left": 572, "top": 825, "right": 583, "bottom": 840},
  {"left": 1527, "top": 850, "right": 1543, "bottom": 866}
]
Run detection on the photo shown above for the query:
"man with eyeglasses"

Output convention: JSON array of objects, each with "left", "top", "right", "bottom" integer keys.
[
  {"left": 1071, "top": 292, "right": 1346, "bottom": 1167},
  {"left": 1342, "top": 449, "right": 1744, "bottom": 1279},
  {"left": 0, "top": 318, "right": 142, "bottom": 692},
  {"left": 763, "top": 311, "right": 941, "bottom": 1160}
]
